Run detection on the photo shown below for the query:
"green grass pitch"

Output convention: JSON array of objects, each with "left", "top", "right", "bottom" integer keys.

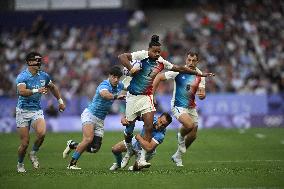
[{"left": 0, "top": 128, "right": 283, "bottom": 189}]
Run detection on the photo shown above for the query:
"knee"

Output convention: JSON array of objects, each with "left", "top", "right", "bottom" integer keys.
[
  {"left": 88, "top": 143, "right": 101, "bottom": 153},
  {"left": 111, "top": 146, "right": 119, "bottom": 154},
  {"left": 87, "top": 136, "right": 102, "bottom": 153},
  {"left": 183, "top": 122, "right": 194, "bottom": 130}
]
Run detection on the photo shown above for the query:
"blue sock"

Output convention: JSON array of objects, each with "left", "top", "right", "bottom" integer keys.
[
  {"left": 32, "top": 144, "right": 39, "bottom": 152},
  {"left": 18, "top": 155, "right": 24, "bottom": 164},
  {"left": 72, "top": 151, "right": 81, "bottom": 160},
  {"left": 113, "top": 152, "right": 122, "bottom": 167}
]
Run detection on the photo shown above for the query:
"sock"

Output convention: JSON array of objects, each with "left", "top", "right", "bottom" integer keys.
[
  {"left": 70, "top": 151, "right": 81, "bottom": 166},
  {"left": 113, "top": 152, "right": 122, "bottom": 167},
  {"left": 139, "top": 148, "right": 146, "bottom": 162},
  {"left": 30, "top": 144, "right": 39, "bottom": 155},
  {"left": 178, "top": 132, "right": 185, "bottom": 142},
  {"left": 126, "top": 143, "right": 133, "bottom": 153},
  {"left": 18, "top": 155, "right": 24, "bottom": 164},
  {"left": 175, "top": 149, "right": 182, "bottom": 159}
]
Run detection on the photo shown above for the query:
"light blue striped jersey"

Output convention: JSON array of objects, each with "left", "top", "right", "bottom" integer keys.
[
  {"left": 16, "top": 68, "right": 51, "bottom": 111},
  {"left": 87, "top": 79, "right": 124, "bottom": 120}
]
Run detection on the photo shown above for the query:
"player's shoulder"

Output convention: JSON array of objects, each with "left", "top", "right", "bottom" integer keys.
[
  {"left": 118, "top": 82, "right": 124, "bottom": 89},
  {"left": 39, "top": 70, "right": 50, "bottom": 77},
  {"left": 100, "top": 79, "right": 111, "bottom": 86},
  {"left": 16, "top": 69, "right": 29, "bottom": 80}
]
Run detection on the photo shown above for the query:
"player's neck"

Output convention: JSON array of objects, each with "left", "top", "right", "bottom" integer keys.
[{"left": 28, "top": 67, "right": 38, "bottom": 76}]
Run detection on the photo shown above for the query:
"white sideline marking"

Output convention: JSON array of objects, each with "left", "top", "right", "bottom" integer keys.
[{"left": 280, "top": 140, "right": 284, "bottom": 145}]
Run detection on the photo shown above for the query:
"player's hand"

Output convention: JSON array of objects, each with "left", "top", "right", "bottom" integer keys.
[
  {"left": 58, "top": 103, "right": 65, "bottom": 112},
  {"left": 121, "top": 117, "right": 129, "bottom": 126},
  {"left": 117, "top": 94, "right": 126, "bottom": 100},
  {"left": 201, "top": 72, "right": 215, "bottom": 77},
  {"left": 38, "top": 87, "right": 48, "bottom": 94},
  {"left": 129, "top": 66, "right": 140, "bottom": 75}
]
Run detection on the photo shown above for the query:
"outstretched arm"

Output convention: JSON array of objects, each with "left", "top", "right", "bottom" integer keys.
[
  {"left": 47, "top": 82, "right": 65, "bottom": 112},
  {"left": 100, "top": 90, "right": 126, "bottom": 100},
  {"left": 171, "top": 65, "right": 215, "bottom": 77},
  {"left": 135, "top": 134, "right": 158, "bottom": 152}
]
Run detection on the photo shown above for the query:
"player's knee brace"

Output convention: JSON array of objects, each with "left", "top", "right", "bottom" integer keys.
[{"left": 87, "top": 135, "right": 102, "bottom": 153}]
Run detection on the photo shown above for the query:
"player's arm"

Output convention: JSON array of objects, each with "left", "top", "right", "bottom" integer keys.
[
  {"left": 118, "top": 53, "right": 136, "bottom": 74},
  {"left": 118, "top": 50, "right": 147, "bottom": 74},
  {"left": 47, "top": 82, "right": 65, "bottom": 112},
  {"left": 99, "top": 90, "right": 126, "bottom": 100},
  {"left": 197, "top": 87, "right": 206, "bottom": 100},
  {"left": 17, "top": 84, "right": 47, "bottom": 97},
  {"left": 135, "top": 134, "right": 158, "bottom": 152},
  {"left": 152, "top": 73, "right": 168, "bottom": 95},
  {"left": 171, "top": 65, "right": 214, "bottom": 77}
]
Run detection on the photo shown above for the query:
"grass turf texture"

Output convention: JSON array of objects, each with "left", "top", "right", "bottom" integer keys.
[{"left": 0, "top": 128, "right": 283, "bottom": 189}]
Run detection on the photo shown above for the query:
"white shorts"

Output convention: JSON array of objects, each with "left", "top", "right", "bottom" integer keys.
[
  {"left": 125, "top": 92, "right": 156, "bottom": 121},
  {"left": 16, "top": 108, "right": 44, "bottom": 128},
  {"left": 81, "top": 108, "right": 104, "bottom": 137},
  {"left": 171, "top": 106, "right": 199, "bottom": 124}
]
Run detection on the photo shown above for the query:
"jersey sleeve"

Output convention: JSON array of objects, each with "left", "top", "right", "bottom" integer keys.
[
  {"left": 16, "top": 74, "right": 26, "bottom": 86},
  {"left": 45, "top": 73, "right": 52, "bottom": 86},
  {"left": 98, "top": 82, "right": 111, "bottom": 93},
  {"left": 152, "top": 132, "right": 165, "bottom": 144},
  {"left": 131, "top": 50, "right": 148, "bottom": 61},
  {"left": 164, "top": 71, "right": 178, "bottom": 80},
  {"left": 196, "top": 68, "right": 205, "bottom": 88},
  {"left": 158, "top": 56, "right": 173, "bottom": 70}
]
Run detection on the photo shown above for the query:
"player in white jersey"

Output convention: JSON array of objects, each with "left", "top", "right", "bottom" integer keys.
[
  {"left": 153, "top": 51, "right": 213, "bottom": 166},
  {"left": 118, "top": 35, "right": 214, "bottom": 169}
]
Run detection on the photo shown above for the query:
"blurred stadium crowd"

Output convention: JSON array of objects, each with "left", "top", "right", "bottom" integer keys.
[{"left": 0, "top": 0, "right": 283, "bottom": 100}]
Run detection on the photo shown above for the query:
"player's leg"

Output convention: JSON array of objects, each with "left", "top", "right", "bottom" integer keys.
[
  {"left": 68, "top": 123, "right": 94, "bottom": 169},
  {"left": 110, "top": 141, "right": 127, "bottom": 170},
  {"left": 121, "top": 121, "right": 135, "bottom": 168},
  {"left": 86, "top": 135, "right": 102, "bottom": 153},
  {"left": 17, "top": 126, "right": 30, "bottom": 173},
  {"left": 184, "top": 125, "right": 198, "bottom": 149},
  {"left": 63, "top": 140, "right": 78, "bottom": 159},
  {"left": 30, "top": 118, "right": 46, "bottom": 168},
  {"left": 136, "top": 111, "right": 155, "bottom": 168}
]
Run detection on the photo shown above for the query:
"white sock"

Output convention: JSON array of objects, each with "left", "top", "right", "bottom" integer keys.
[
  {"left": 30, "top": 151, "right": 36, "bottom": 155},
  {"left": 125, "top": 142, "right": 133, "bottom": 154},
  {"left": 178, "top": 132, "right": 185, "bottom": 142},
  {"left": 139, "top": 148, "right": 146, "bottom": 162},
  {"left": 175, "top": 149, "right": 182, "bottom": 159}
]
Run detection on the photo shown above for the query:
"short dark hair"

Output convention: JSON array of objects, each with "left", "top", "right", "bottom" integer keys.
[
  {"left": 187, "top": 51, "right": 199, "bottom": 61},
  {"left": 149, "top": 35, "right": 161, "bottom": 48},
  {"left": 109, "top": 66, "right": 123, "bottom": 77},
  {"left": 160, "top": 112, "right": 172, "bottom": 124},
  {"left": 25, "top": 52, "right": 42, "bottom": 62}
]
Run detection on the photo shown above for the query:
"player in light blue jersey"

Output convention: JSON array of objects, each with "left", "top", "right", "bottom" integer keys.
[
  {"left": 63, "top": 66, "right": 126, "bottom": 170},
  {"left": 118, "top": 35, "right": 214, "bottom": 168},
  {"left": 153, "top": 51, "right": 212, "bottom": 167},
  {"left": 109, "top": 112, "right": 172, "bottom": 171},
  {"left": 16, "top": 52, "right": 65, "bottom": 173}
]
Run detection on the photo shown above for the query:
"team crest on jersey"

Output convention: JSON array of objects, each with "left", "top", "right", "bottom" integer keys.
[{"left": 40, "top": 80, "right": 46, "bottom": 86}]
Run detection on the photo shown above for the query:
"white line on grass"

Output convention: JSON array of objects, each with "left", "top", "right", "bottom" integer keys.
[{"left": 204, "top": 159, "right": 283, "bottom": 163}]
